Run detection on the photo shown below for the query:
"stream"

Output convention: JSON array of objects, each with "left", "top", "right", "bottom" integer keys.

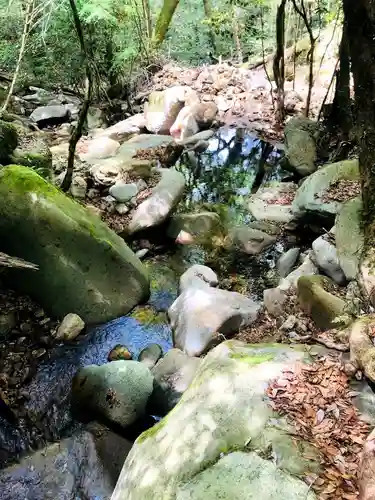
[{"left": 0, "top": 128, "right": 292, "bottom": 466}]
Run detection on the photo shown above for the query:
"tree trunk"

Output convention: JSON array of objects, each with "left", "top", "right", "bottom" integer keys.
[
  {"left": 292, "top": 0, "right": 315, "bottom": 117},
  {"left": 1, "top": 0, "right": 34, "bottom": 115},
  {"left": 61, "top": 0, "right": 93, "bottom": 192},
  {"left": 232, "top": 6, "right": 243, "bottom": 64},
  {"left": 152, "top": 0, "right": 180, "bottom": 48},
  {"left": 142, "top": 0, "right": 152, "bottom": 39},
  {"left": 202, "top": 0, "right": 216, "bottom": 53},
  {"left": 273, "top": 0, "right": 287, "bottom": 124},
  {"left": 330, "top": 23, "right": 352, "bottom": 139},
  {"left": 343, "top": 0, "right": 375, "bottom": 231}
]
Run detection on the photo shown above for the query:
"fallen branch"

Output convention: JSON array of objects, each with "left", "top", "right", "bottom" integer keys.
[{"left": 0, "top": 252, "right": 38, "bottom": 270}]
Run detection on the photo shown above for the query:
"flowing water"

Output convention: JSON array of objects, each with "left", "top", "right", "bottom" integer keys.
[{"left": 0, "top": 127, "right": 290, "bottom": 466}]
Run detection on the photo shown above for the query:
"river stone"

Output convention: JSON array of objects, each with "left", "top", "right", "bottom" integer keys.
[
  {"left": 247, "top": 182, "right": 296, "bottom": 223},
  {"left": 10, "top": 131, "right": 52, "bottom": 180},
  {"left": 118, "top": 134, "right": 183, "bottom": 167},
  {"left": 127, "top": 168, "right": 185, "bottom": 234},
  {"left": 297, "top": 275, "right": 348, "bottom": 330},
  {"left": 70, "top": 175, "right": 87, "bottom": 198},
  {"left": 55, "top": 313, "right": 85, "bottom": 341},
  {"left": 81, "top": 136, "right": 120, "bottom": 162},
  {"left": 30, "top": 105, "right": 70, "bottom": 125},
  {"left": 138, "top": 343, "right": 163, "bottom": 369},
  {"left": 277, "top": 248, "right": 300, "bottom": 278},
  {"left": 335, "top": 196, "right": 364, "bottom": 281},
  {"left": 94, "top": 114, "right": 146, "bottom": 143},
  {"left": 72, "top": 360, "right": 154, "bottom": 428},
  {"left": 111, "top": 341, "right": 320, "bottom": 500},
  {"left": 144, "top": 86, "right": 192, "bottom": 134},
  {"left": 0, "top": 165, "right": 149, "bottom": 324},
  {"left": 284, "top": 117, "right": 318, "bottom": 176},
  {"left": 109, "top": 182, "right": 139, "bottom": 203},
  {"left": 279, "top": 253, "right": 318, "bottom": 292},
  {"left": 176, "top": 451, "right": 316, "bottom": 500},
  {"left": 179, "top": 264, "right": 218, "bottom": 292},
  {"left": 0, "top": 427, "right": 132, "bottom": 500},
  {"left": 227, "top": 226, "right": 276, "bottom": 255},
  {"left": 167, "top": 212, "right": 221, "bottom": 243},
  {"left": 147, "top": 348, "right": 201, "bottom": 416},
  {"left": 169, "top": 284, "right": 260, "bottom": 356},
  {"left": 292, "top": 159, "right": 359, "bottom": 226},
  {"left": 312, "top": 235, "right": 346, "bottom": 285}
]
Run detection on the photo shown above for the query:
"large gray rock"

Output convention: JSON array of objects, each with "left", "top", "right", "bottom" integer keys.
[
  {"left": 335, "top": 196, "right": 364, "bottom": 281},
  {"left": 144, "top": 86, "right": 196, "bottom": 134},
  {"left": 169, "top": 267, "right": 260, "bottom": 356},
  {"left": 277, "top": 248, "right": 300, "bottom": 278},
  {"left": 128, "top": 168, "right": 185, "bottom": 234},
  {"left": 227, "top": 226, "right": 276, "bottom": 255},
  {"left": 0, "top": 427, "right": 132, "bottom": 500},
  {"left": 148, "top": 348, "right": 201, "bottom": 416},
  {"left": 94, "top": 114, "right": 146, "bottom": 143},
  {"left": 312, "top": 235, "right": 346, "bottom": 285},
  {"left": 176, "top": 451, "right": 315, "bottom": 500},
  {"left": 72, "top": 360, "right": 154, "bottom": 428},
  {"left": 112, "top": 341, "right": 320, "bottom": 500},
  {"left": 167, "top": 211, "right": 221, "bottom": 243},
  {"left": 109, "top": 182, "right": 139, "bottom": 203},
  {"left": 292, "top": 159, "right": 359, "bottom": 225},
  {"left": 118, "top": 134, "right": 183, "bottom": 167},
  {"left": 284, "top": 117, "right": 318, "bottom": 176},
  {"left": 81, "top": 136, "right": 120, "bottom": 162},
  {"left": 247, "top": 182, "right": 296, "bottom": 223},
  {"left": 179, "top": 264, "right": 218, "bottom": 292},
  {"left": 0, "top": 166, "right": 149, "bottom": 324},
  {"left": 30, "top": 105, "right": 70, "bottom": 125}
]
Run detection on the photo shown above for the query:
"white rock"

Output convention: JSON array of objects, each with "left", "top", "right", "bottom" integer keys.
[
  {"left": 56, "top": 313, "right": 85, "bottom": 341},
  {"left": 312, "top": 235, "right": 346, "bottom": 285}
]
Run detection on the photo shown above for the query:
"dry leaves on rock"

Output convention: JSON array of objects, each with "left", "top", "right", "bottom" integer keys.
[
  {"left": 321, "top": 179, "right": 361, "bottom": 204},
  {"left": 267, "top": 355, "right": 370, "bottom": 499}
]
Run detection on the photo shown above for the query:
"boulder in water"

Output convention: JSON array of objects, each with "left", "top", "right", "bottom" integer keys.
[
  {"left": 247, "top": 182, "right": 296, "bottom": 224},
  {"left": 127, "top": 168, "right": 185, "bottom": 234},
  {"left": 138, "top": 343, "right": 163, "bottom": 369},
  {"left": 111, "top": 341, "right": 320, "bottom": 500},
  {"left": 72, "top": 360, "right": 154, "bottom": 428},
  {"left": 227, "top": 225, "right": 276, "bottom": 255},
  {"left": 167, "top": 211, "right": 221, "bottom": 243},
  {"left": 0, "top": 165, "right": 149, "bottom": 324}
]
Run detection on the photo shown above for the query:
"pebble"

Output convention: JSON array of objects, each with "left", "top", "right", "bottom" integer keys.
[
  {"left": 108, "top": 344, "right": 132, "bottom": 361},
  {"left": 109, "top": 182, "right": 139, "bottom": 203},
  {"left": 55, "top": 313, "right": 85, "bottom": 341}
]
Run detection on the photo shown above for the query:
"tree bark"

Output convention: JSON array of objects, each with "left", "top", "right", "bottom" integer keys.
[
  {"left": 273, "top": 0, "right": 287, "bottom": 124},
  {"left": 291, "top": 0, "right": 315, "bottom": 117},
  {"left": 343, "top": 0, "right": 375, "bottom": 231},
  {"left": 152, "top": 0, "right": 180, "bottom": 48},
  {"left": 61, "top": 0, "right": 93, "bottom": 192},
  {"left": 1, "top": 0, "right": 34, "bottom": 116},
  {"left": 202, "top": 0, "right": 216, "bottom": 53},
  {"left": 330, "top": 23, "right": 352, "bottom": 139}
]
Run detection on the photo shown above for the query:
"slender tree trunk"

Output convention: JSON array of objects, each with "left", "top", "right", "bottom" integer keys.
[
  {"left": 292, "top": 0, "right": 315, "bottom": 117},
  {"left": 232, "top": 6, "right": 243, "bottom": 64},
  {"left": 273, "top": 0, "right": 287, "bottom": 124},
  {"left": 61, "top": 0, "right": 93, "bottom": 192},
  {"left": 202, "top": 0, "right": 216, "bottom": 53},
  {"left": 343, "top": 0, "right": 375, "bottom": 232},
  {"left": 1, "top": 0, "right": 34, "bottom": 115},
  {"left": 330, "top": 23, "right": 352, "bottom": 139},
  {"left": 142, "top": 0, "right": 152, "bottom": 39},
  {"left": 152, "top": 0, "right": 180, "bottom": 48}
]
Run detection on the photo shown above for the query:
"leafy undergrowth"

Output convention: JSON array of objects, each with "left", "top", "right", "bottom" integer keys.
[{"left": 267, "top": 355, "right": 370, "bottom": 499}]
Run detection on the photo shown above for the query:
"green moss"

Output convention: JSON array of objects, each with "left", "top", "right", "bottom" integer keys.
[
  {"left": 0, "top": 120, "right": 18, "bottom": 163},
  {"left": 10, "top": 151, "right": 52, "bottom": 179},
  {"left": 229, "top": 353, "right": 275, "bottom": 365},
  {"left": 130, "top": 306, "right": 166, "bottom": 325},
  {"left": 136, "top": 414, "right": 169, "bottom": 444}
]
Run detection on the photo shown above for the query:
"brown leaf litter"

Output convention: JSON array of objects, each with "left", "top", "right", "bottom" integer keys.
[
  {"left": 267, "top": 355, "right": 370, "bottom": 499},
  {"left": 321, "top": 179, "right": 361, "bottom": 204}
]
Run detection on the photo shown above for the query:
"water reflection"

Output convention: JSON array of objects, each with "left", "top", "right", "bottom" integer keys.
[{"left": 177, "top": 127, "right": 283, "bottom": 224}]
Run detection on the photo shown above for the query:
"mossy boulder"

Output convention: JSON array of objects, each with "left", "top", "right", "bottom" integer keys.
[
  {"left": 292, "top": 159, "right": 359, "bottom": 226},
  {"left": 0, "top": 165, "right": 149, "bottom": 324},
  {"left": 335, "top": 196, "right": 364, "bottom": 281},
  {"left": 284, "top": 117, "right": 318, "bottom": 176},
  {"left": 112, "top": 341, "right": 321, "bottom": 500},
  {"left": 0, "top": 120, "right": 18, "bottom": 164},
  {"left": 297, "top": 275, "right": 348, "bottom": 330},
  {"left": 72, "top": 361, "right": 154, "bottom": 428}
]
